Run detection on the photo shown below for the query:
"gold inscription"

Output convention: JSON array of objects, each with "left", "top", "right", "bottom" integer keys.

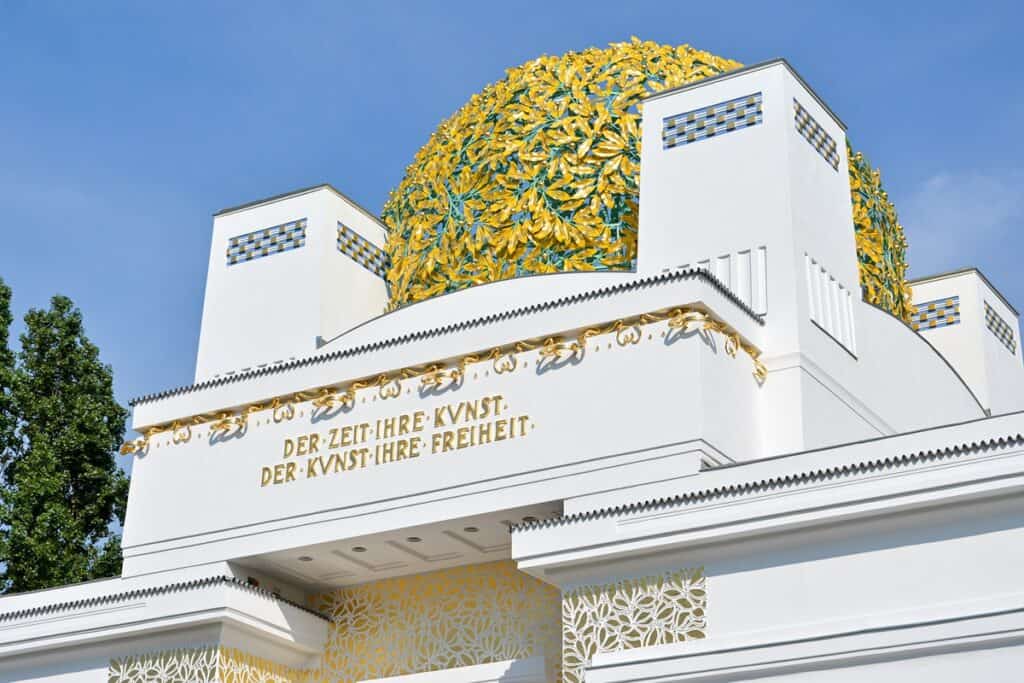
[{"left": 260, "top": 394, "right": 532, "bottom": 487}]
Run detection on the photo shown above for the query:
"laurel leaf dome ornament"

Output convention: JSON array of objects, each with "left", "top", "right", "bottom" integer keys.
[{"left": 381, "top": 38, "right": 913, "bottom": 321}]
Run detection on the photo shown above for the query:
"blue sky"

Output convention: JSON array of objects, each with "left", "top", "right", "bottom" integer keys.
[{"left": 1, "top": 0, "right": 1022, "bottom": 416}]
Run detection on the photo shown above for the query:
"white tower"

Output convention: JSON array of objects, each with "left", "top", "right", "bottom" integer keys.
[
  {"left": 194, "top": 184, "right": 390, "bottom": 383},
  {"left": 910, "top": 268, "right": 1024, "bottom": 415},
  {"left": 636, "top": 60, "right": 983, "bottom": 454}
]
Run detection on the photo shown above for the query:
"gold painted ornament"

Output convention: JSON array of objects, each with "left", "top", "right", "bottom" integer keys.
[
  {"left": 382, "top": 39, "right": 914, "bottom": 321},
  {"left": 848, "top": 142, "right": 914, "bottom": 320},
  {"left": 382, "top": 38, "right": 740, "bottom": 308}
]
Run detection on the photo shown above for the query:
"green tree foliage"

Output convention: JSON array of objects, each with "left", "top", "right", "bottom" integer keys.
[
  {"left": 0, "top": 281, "right": 16, "bottom": 467},
  {"left": 0, "top": 283, "right": 129, "bottom": 592}
]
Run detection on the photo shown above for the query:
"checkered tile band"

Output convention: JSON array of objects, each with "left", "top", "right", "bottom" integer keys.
[
  {"left": 337, "top": 222, "right": 389, "bottom": 279},
  {"left": 793, "top": 99, "right": 839, "bottom": 171},
  {"left": 911, "top": 296, "right": 960, "bottom": 331},
  {"left": 662, "top": 92, "right": 763, "bottom": 150},
  {"left": 985, "top": 301, "right": 1017, "bottom": 354},
  {"left": 226, "top": 218, "right": 306, "bottom": 266}
]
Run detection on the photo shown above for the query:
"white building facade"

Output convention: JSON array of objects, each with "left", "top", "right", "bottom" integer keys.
[{"left": 2, "top": 59, "right": 1024, "bottom": 683}]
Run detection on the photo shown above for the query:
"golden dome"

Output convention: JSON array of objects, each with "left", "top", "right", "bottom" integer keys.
[{"left": 382, "top": 39, "right": 912, "bottom": 320}]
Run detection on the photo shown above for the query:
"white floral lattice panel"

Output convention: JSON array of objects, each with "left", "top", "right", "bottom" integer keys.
[
  {"left": 109, "top": 646, "right": 301, "bottom": 683},
  {"left": 109, "top": 646, "right": 220, "bottom": 683},
  {"left": 561, "top": 567, "right": 707, "bottom": 683}
]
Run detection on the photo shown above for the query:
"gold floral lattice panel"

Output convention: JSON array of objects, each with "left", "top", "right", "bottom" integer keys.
[
  {"left": 307, "top": 559, "right": 562, "bottom": 683},
  {"left": 561, "top": 567, "right": 707, "bottom": 683},
  {"left": 108, "top": 646, "right": 301, "bottom": 683}
]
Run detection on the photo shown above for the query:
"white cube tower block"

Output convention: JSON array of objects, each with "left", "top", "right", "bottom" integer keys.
[
  {"left": 637, "top": 60, "right": 984, "bottom": 453},
  {"left": 194, "top": 185, "right": 389, "bottom": 382},
  {"left": 910, "top": 269, "right": 1024, "bottom": 415},
  {"left": 638, "top": 60, "right": 857, "bottom": 354}
]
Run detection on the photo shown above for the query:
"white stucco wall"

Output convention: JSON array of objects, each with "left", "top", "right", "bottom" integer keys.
[{"left": 194, "top": 185, "right": 388, "bottom": 383}]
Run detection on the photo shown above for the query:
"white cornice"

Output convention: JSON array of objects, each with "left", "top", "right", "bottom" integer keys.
[
  {"left": 512, "top": 412, "right": 1024, "bottom": 579},
  {"left": 586, "top": 592, "right": 1024, "bottom": 682},
  {"left": 0, "top": 575, "right": 327, "bottom": 666}
]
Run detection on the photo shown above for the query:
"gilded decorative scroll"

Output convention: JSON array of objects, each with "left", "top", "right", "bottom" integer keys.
[
  {"left": 306, "top": 560, "right": 561, "bottom": 683},
  {"left": 121, "top": 303, "right": 765, "bottom": 456},
  {"left": 561, "top": 568, "right": 707, "bottom": 683}
]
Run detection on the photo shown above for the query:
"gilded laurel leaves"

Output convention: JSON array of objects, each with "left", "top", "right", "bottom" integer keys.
[
  {"left": 382, "top": 39, "right": 914, "bottom": 323},
  {"left": 561, "top": 568, "right": 707, "bottom": 683},
  {"left": 383, "top": 39, "right": 741, "bottom": 308},
  {"left": 847, "top": 142, "right": 914, "bottom": 322},
  {"left": 307, "top": 560, "right": 562, "bottom": 683}
]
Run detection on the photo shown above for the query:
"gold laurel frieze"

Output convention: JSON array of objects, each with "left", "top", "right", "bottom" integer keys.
[{"left": 120, "top": 304, "right": 765, "bottom": 455}]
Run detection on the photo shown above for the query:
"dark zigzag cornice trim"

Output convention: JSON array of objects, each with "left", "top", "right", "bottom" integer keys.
[
  {"left": 510, "top": 432, "right": 1024, "bottom": 533},
  {"left": 130, "top": 267, "right": 763, "bottom": 406},
  {"left": 0, "top": 575, "right": 329, "bottom": 623}
]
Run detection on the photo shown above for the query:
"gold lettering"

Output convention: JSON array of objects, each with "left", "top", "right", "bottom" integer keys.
[
  {"left": 264, "top": 399, "right": 531, "bottom": 486},
  {"left": 306, "top": 456, "right": 321, "bottom": 478}
]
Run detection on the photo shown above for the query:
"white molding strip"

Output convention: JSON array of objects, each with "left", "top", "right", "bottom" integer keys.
[
  {"left": 587, "top": 594, "right": 1024, "bottom": 682},
  {"left": 359, "top": 657, "right": 546, "bottom": 683}
]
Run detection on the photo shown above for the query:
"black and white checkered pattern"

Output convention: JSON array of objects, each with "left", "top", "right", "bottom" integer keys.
[
  {"left": 985, "top": 301, "right": 1017, "bottom": 354},
  {"left": 337, "top": 222, "right": 390, "bottom": 279},
  {"left": 793, "top": 99, "right": 839, "bottom": 171},
  {"left": 226, "top": 218, "right": 306, "bottom": 266},
  {"left": 662, "top": 92, "right": 763, "bottom": 150}
]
